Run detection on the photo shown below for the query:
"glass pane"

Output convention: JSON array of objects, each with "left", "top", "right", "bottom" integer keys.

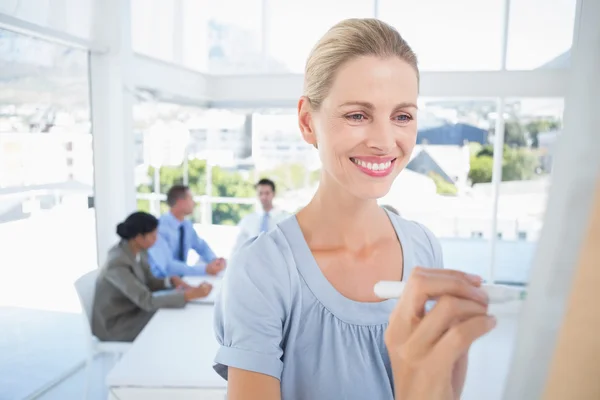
[
  {"left": 506, "top": 0, "right": 576, "bottom": 70},
  {"left": 133, "top": 100, "right": 202, "bottom": 215},
  {"left": 265, "top": 0, "right": 375, "bottom": 73},
  {"left": 131, "top": 0, "right": 176, "bottom": 62},
  {"left": 377, "top": 98, "right": 497, "bottom": 278},
  {"left": 492, "top": 97, "right": 563, "bottom": 282},
  {"left": 150, "top": 0, "right": 264, "bottom": 72},
  {"left": 0, "top": 0, "right": 93, "bottom": 40},
  {"left": 0, "top": 29, "right": 94, "bottom": 398},
  {"left": 379, "top": 0, "right": 504, "bottom": 70}
]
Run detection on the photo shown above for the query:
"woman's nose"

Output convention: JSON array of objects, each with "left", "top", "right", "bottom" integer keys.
[{"left": 365, "top": 121, "right": 396, "bottom": 153}]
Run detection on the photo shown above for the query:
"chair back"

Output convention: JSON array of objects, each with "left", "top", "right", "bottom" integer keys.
[{"left": 74, "top": 269, "right": 99, "bottom": 326}]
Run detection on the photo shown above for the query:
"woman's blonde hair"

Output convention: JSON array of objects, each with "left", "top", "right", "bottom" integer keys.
[{"left": 304, "top": 18, "right": 419, "bottom": 110}]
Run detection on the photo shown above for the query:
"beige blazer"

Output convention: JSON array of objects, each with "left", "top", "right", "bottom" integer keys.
[{"left": 91, "top": 241, "right": 186, "bottom": 342}]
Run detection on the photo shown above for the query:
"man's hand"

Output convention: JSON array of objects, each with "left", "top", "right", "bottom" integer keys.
[
  {"left": 184, "top": 282, "right": 213, "bottom": 301},
  {"left": 206, "top": 257, "right": 226, "bottom": 275},
  {"left": 170, "top": 276, "right": 192, "bottom": 290}
]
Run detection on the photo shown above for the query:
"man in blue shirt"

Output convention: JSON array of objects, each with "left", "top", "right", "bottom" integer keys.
[{"left": 148, "top": 185, "right": 226, "bottom": 278}]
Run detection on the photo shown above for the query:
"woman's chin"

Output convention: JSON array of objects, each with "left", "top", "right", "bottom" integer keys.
[{"left": 349, "top": 181, "right": 395, "bottom": 201}]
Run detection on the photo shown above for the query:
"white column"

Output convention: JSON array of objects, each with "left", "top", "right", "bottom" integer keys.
[
  {"left": 487, "top": 0, "right": 511, "bottom": 283},
  {"left": 503, "top": 0, "right": 600, "bottom": 398},
  {"left": 172, "top": 0, "right": 184, "bottom": 65},
  {"left": 90, "top": 0, "right": 136, "bottom": 266}
]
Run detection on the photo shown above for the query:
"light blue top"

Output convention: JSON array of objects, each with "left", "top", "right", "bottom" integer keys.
[
  {"left": 213, "top": 210, "right": 443, "bottom": 400},
  {"left": 148, "top": 212, "right": 217, "bottom": 278}
]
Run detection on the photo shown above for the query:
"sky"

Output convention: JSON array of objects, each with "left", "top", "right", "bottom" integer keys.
[{"left": 131, "top": 0, "right": 577, "bottom": 73}]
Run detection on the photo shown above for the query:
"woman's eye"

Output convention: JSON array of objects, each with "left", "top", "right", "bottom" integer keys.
[
  {"left": 396, "top": 114, "right": 411, "bottom": 122},
  {"left": 347, "top": 114, "right": 365, "bottom": 121}
]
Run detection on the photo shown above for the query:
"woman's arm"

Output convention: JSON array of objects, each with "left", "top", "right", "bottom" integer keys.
[
  {"left": 213, "top": 235, "right": 290, "bottom": 396},
  {"left": 104, "top": 264, "right": 186, "bottom": 312},
  {"left": 228, "top": 368, "right": 281, "bottom": 400}
]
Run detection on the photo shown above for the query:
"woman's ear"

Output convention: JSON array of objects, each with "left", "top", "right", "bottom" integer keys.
[{"left": 298, "top": 97, "right": 317, "bottom": 147}]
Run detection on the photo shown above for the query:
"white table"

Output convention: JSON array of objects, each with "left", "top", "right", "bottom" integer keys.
[{"left": 107, "top": 278, "right": 227, "bottom": 400}]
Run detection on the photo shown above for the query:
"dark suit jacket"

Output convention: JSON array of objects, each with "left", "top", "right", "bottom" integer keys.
[{"left": 91, "top": 241, "right": 186, "bottom": 342}]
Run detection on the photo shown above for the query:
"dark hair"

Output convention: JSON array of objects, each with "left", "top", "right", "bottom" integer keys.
[
  {"left": 256, "top": 178, "right": 276, "bottom": 193},
  {"left": 116, "top": 212, "right": 159, "bottom": 240},
  {"left": 166, "top": 185, "right": 190, "bottom": 207}
]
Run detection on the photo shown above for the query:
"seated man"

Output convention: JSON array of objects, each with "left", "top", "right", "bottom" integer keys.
[
  {"left": 148, "top": 185, "right": 226, "bottom": 278},
  {"left": 231, "top": 178, "right": 290, "bottom": 255}
]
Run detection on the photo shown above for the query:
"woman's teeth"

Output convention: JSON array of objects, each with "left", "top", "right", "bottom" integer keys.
[{"left": 350, "top": 158, "right": 393, "bottom": 171}]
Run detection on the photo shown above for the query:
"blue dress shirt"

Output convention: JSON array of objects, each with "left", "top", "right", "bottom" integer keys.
[{"left": 148, "top": 212, "right": 217, "bottom": 278}]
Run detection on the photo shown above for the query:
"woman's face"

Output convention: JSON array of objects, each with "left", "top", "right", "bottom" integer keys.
[
  {"left": 136, "top": 229, "right": 158, "bottom": 250},
  {"left": 299, "top": 55, "right": 419, "bottom": 200}
]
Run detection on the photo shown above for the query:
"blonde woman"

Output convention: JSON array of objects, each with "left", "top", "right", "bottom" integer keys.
[{"left": 214, "top": 19, "right": 494, "bottom": 399}]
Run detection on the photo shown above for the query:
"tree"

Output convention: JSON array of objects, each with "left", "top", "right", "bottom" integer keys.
[
  {"left": 502, "top": 147, "right": 539, "bottom": 181},
  {"left": 525, "top": 119, "right": 560, "bottom": 148},
  {"left": 490, "top": 120, "right": 528, "bottom": 147},
  {"left": 468, "top": 145, "right": 539, "bottom": 185},
  {"left": 468, "top": 154, "right": 493, "bottom": 185},
  {"left": 137, "top": 159, "right": 255, "bottom": 225},
  {"left": 428, "top": 172, "right": 458, "bottom": 195},
  {"left": 137, "top": 160, "right": 323, "bottom": 225}
]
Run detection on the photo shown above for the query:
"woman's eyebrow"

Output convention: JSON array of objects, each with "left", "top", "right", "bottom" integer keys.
[{"left": 338, "top": 101, "right": 418, "bottom": 110}]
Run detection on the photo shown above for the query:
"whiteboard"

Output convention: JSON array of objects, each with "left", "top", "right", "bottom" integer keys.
[{"left": 502, "top": 1, "right": 600, "bottom": 398}]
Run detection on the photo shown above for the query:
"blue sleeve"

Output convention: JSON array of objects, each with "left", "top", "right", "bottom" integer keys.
[
  {"left": 190, "top": 224, "right": 217, "bottom": 263},
  {"left": 148, "top": 234, "right": 207, "bottom": 277},
  {"left": 213, "top": 235, "right": 289, "bottom": 381},
  {"left": 416, "top": 221, "right": 444, "bottom": 269}
]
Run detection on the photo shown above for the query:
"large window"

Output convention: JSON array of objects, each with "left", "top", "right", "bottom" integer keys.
[
  {"left": 130, "top": 0, "right": 577, "bottom": 73},
  {"left": 494, "top": 97, "right": 563, "bottom": 282},
  {"left": 378, "top": 0, "right": 505, "bottom": 70},
  {"left": 0, "top": 0, "right": 94, "bottom": 40},
  {"left": 378, "top": 97, "right": 560, "bottom": 283},
  {"left": 265, "top": 0, "right": 375, "bottom": 73},
  {"left": 506, "top": 0, "right": 576, "bottom": 69},
  {"left": 0, "top": 29, "right": 95, "bottom": 399},
  {"left": 132, "top": 0, "right": 264, "bottom": 73}
]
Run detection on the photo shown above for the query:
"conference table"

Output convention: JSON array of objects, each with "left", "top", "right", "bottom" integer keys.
[{"left": 106, "top": 276, "right": 227, "bottom": 400}]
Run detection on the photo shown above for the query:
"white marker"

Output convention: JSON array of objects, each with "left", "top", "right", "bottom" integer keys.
[{"left": 374, "top": 281, "right": 527, "bottom": 304}]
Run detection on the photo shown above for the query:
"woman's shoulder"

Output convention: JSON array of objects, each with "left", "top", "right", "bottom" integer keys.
[
  {"left": 387, "top": 212, "right": 444, "bottom": 269},
  {"left": 103, "top": 242, "right": 134, "bottom": 270},
  {"left": 226, "top": 226, "right": 298, "bottom": 294}
]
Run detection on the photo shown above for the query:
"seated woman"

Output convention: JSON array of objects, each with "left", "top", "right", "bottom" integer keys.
[{"left": 92, "top": 211, "right": 212, "bottom": 342}]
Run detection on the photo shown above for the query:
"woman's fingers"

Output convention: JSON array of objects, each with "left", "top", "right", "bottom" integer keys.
[
  {"left": 392, "top": 267, "right": 488, "bottom": 321},
  {"left": 435, "top": 315, "right": 497, "bottom": 365},
  {"left": 412, "top": 295, "right": 489, "bottom": 348},
  {"left": 386, "top": 267, "right": 488, "bottom": 350}
]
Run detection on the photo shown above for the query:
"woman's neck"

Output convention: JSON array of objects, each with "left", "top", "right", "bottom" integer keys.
[
  {"left": 127, "top": 240, "right": 142, "bottom": 256},
  {"left": 297, "top": 176, "right": 386, "bottom": 248}
]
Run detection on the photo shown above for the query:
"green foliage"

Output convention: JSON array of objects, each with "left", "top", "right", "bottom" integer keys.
[
  {"left": 138, "top": 159, "right": 321, "bottom": 225},
  {"left": 428, "top": 172, "right": 458, "bottom": 195},
  {"left": 476, "top": 145, "right": 494, "bottom": 158},
  {"left": 502, "top": 147, "right": 538, "bottom": 181},
  {"left": 261, "top": 162, "right": 320, "bottom": 192},
  {"left": 468, "top": 155, "right": 494, "bottom": 184},
  {"left": 489, "top": 121, "right": 528, "bottom": 147},
  {"left": 468, "top": 142, "right": 483, "bottom": 156},
  {"left": 138, "top": 159, "right": 255, "bottom": 225},
  {"left": 468, "top": 145, "right": 540, "bottom": 185},
  {"left": 525, "top": 119, "right": 561, "bottom": 148}
]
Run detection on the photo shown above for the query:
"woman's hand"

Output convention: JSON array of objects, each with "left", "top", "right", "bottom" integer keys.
[
  {"left": 385, "top": 267, "right": 496, "bottom": 400},
  {"left": 170, "top": 276, "right": 192, "bottom": 290}
]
